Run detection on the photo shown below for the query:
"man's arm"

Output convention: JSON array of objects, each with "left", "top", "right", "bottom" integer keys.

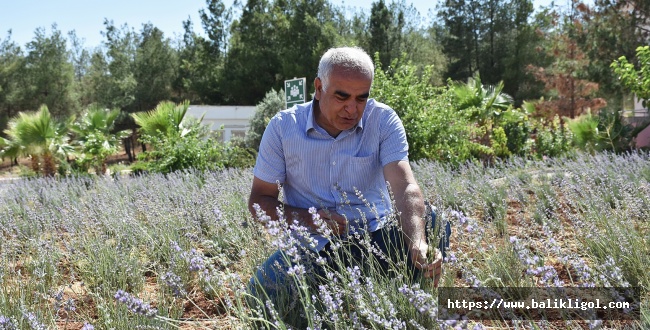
[
  {"left": 383, "top": 160, "right": 442, "bottom": 285},
  {"left": 248, "top": 176, "right": 347, "bottom": 235}
]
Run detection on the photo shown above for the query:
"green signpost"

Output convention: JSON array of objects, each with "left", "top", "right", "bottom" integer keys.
[{"left": 284, "top": 77, "right": 307, "bottom": 109}]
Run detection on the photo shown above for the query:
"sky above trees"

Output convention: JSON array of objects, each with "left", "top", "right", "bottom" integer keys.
[{"left": 2, "top": 0, "right": 559, "bottom": 48}]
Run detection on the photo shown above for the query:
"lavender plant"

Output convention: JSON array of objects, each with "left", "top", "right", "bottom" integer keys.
[{"left": 0, "top": 151, "right": 647, "bottom": 328}]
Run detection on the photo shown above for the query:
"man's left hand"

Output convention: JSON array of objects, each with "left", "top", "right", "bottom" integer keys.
[{"left": 410, "top": 242, "right": 443, "bottom": 287}]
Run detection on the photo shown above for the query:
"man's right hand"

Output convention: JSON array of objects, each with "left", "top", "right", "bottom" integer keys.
[{"left": 317, "top": 209, "right": 348, "bottom": 236}]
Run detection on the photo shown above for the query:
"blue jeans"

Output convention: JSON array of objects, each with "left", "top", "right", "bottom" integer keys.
[{"left": 248, "top": 207, "right": 451, "bottom": 302}]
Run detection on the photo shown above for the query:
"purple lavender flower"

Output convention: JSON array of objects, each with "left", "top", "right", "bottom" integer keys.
[
  {"left": 170, "top": 241, "right": 182, "bottom": 252},
  {"left": 287, "top": 264, "right": 305, "bottom": 277},
  {"left": 64, "top": 298, "right": 76, "bottom": 312},
  {"left": 80, "top": 323, "right": 95, "bottom": 330},
  {"left": 20, "top": 308, "right": 46, "bottom": 330},
  {"left": 398, "top": 284, "right": 438, "bottom": 320},
  {"left": 187, "top": 251, "right": 205, "bottom": 272},
  {"left": 319, "top": 284, "right": 343, "bottom": 322},
  {"left": 161, "top": 271, "right": 187, "bottom": 297},
  {"left": 450, "top": 210, "right": 469, "bottom": 225},
  {"left": 264, "top": 300, "right": 282, "bottom": 328},
  {"left": 0, "top": 315, "right": 17, "bottom": 330},
  {"left": 213, "top": 207, "right": 222, "bottom": 220},
  {"left": 444, "top": 251, "right": 458, "bottom": 264},
  {"left": 587, "top": 318, "right": 602, "bottom": 330},
  {"left": 114, "top": 289, "right": 158, "bottom": 317}
]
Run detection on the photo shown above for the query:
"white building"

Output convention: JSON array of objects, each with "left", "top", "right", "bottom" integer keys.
[
  {"left": 623, "top": 95, "right": 650, "bottom": 148},
  {"left": 185, "top": 105, "right": 256, "bottom": 142}
]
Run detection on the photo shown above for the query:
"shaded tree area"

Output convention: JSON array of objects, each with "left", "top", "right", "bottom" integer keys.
[
  {"left": 1, "top": 0, "right": 649, "bottom": 137},
  {"left": 437, "top": 0, "right": 546, "bottom": 104},
  {"left": 527, "top": 3, "right": 607, "bottom": 121}
]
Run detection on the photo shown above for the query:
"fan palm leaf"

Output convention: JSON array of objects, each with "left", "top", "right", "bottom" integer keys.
[
  {"left": 2, "top": 105, "right": 71, "bottom": 175},
  {"left": 131, "top": 100, "right": 189, "bottom": 138}
]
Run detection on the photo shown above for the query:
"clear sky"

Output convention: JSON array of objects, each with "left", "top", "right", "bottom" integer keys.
[{"left": 1, "top": 0, "right": 560, "bottom": 49}]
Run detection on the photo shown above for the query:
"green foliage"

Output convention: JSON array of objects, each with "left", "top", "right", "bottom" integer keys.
[
  {"left": 499, "top": 108, "right": 533, "bottom": 157},
  {"left": 452, "top": 75, "right": 514, "bottom": 122},
  {"left": 0, "top": 32, "right": 25, "bottom": 134},
  {"left": 131, "top": 100, "right": 189, "bottom": 139},
  {"left": 372, "top": 57, "right": 477, "bottom": 164},
  {"left": 99, "top": 20, "right": 138, "bottom": 111},
  {"left": 451, "top": 74, "right": 525, "bottom": 161},
  {"left": 596, "top": 107, "right": 637, "bottom": 152},
  {"left": 245, "top": 88, "right": 285, "bottom": 151},
  {"left": 612, "top": 45, "right": 650, "bottom": 107},
  {"left": 371, "top": 57, "right": 545, "bottom": 164},
  {"left": 533, "top": 115, "right": 573, "bottom": 158},
  {"left": 135, "top": 114, "right": 255, "bottom": 174},
  {"left": 70, "top": 105, "right": 131, "bottom": 174},
  {"left": 2, "top": 105, "right": 72, "bottom": 176},
  {"left": 568, "top": 107, "right": 637, "bottom": 153},
  {"left": 135, "top": 119, "right": 218, "bottom": 173},
  {"left": 132, "top": 99, "right": 255, "bottom": 173},
  {"left": 3, "top": 0, "right": 646, "bottom": 170},
  {"left": 133, "top": 24, "right": 177, "bottom": 111},
  {"left": 21, "top": 26, "right": 78, "bottom": 118},
  {"left": 437, "top": 0, "right": 540, "bottom": 103},
  {"left": 568, "top": 111, "right": 600, "bottom": 152},
  {"left": 490, "top": 126, "right": 511, "bottom": 158},
  {"left": 579, "top": 0, "right": 643, "bottom": 98}
]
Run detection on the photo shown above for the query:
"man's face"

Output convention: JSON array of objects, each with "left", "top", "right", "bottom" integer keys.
[{"left": 314, "top": 68, "right": 372, "bottom": 137}]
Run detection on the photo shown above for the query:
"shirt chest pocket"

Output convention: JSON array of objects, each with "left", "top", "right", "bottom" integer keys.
[{"left": 338, "top": 154, "right": 379, "bottom": 193}]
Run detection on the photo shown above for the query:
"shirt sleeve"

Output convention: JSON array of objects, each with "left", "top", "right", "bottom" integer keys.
[
  {"left": 379, "top": 109, "right": 409, "bottom": 167},
  {"left": 253, "top": 113, "right": 286, "bottom": 184}
]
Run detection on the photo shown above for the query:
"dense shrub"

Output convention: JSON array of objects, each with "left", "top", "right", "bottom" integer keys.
[
  {"left": 373, "top": 59, "right": 479, "bottom": 164},
  {"left": 244, "top": 88, "right": 285, "bottom": 151},
  {"left": 499, "top": 108, "right": 533, "bottom": 156},
  {"left": 135, "top": 117, "right": 255, "bottom": 174},
  {"left": 533, "top": 115, "right": 573, "bottom": 158},
  {"left": 372, "top": 58, "right": 550, "bottom": 165},
  {"left": 566, "top": 105, "right": 639, "bottom": 154}
]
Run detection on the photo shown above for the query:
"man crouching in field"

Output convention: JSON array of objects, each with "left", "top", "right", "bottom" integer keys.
[{"left": 247, "top": 46, "right": 448, "bottom": 324}]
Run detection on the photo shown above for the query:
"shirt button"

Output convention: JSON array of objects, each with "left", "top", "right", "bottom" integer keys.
[{"left": 332, "top": 161, "right": 336, "bottom": 166}]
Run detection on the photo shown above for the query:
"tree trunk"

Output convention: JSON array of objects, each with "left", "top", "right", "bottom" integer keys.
[
  {"left": 124, "top": 137, "right": 133, "bottom": 162},
  {"left": 42, "top": 152, "right": 56, "bottom": 177},
  {"left": 30, "top": 155, "right": 40, "bottom": 174}
]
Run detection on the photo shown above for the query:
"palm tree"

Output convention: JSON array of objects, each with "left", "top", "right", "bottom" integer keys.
[
  {"left": 452, "top": 74, "right": 514, "bottom": 125},
  {"left": 130, "top": 100, "right": 190, "bottom": 139},
  {"left": 452, "top": 75, "right": 515, "bottom": 153},
  {"left": 0, "top": 135, "right": 19, "bottom": 165},
  {"left": 2, "top": 105, "right": 72, "bottom": 176},
  {"left": 70, "top": 105, "right": 131, "bottom": 174}
]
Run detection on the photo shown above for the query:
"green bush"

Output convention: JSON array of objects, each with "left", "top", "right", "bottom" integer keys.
[
  {"left": 534, "top": 115, "right": 573, "bottom": 158},
  {"left": 245, "top": 89, "right": 285, "bottom": 151},
  {"left": 373, "top": 58, "right": 478, "bottom": 165},
  {"left": 135, "top": 117, "right": 255, "bottom": 174},
  {"left": 568, "top": 111, "right": 600, "bottom": 152},
  {"left": 595, "top": 107, "right": 637, "bottom": 152},
  {"left": 499, "top": 108, "right": 533, "bottom": 157}
]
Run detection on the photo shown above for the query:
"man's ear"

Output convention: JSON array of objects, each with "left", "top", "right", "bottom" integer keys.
[{"left": 314, "top": 77, "right": 322, "bottom": 101}]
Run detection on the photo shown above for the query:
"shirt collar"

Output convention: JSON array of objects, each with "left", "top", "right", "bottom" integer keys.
[{"left": 306, "top": 101, "right": 317, "bottom": 132}]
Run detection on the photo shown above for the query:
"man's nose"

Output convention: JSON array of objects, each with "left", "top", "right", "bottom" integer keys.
[{"left": 344, "top": 99, "right": 359, "bottom": 114}]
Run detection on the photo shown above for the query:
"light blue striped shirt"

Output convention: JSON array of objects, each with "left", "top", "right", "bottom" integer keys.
[{"left": 253, "top": 99, "right": 409, "bottom": 250}]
